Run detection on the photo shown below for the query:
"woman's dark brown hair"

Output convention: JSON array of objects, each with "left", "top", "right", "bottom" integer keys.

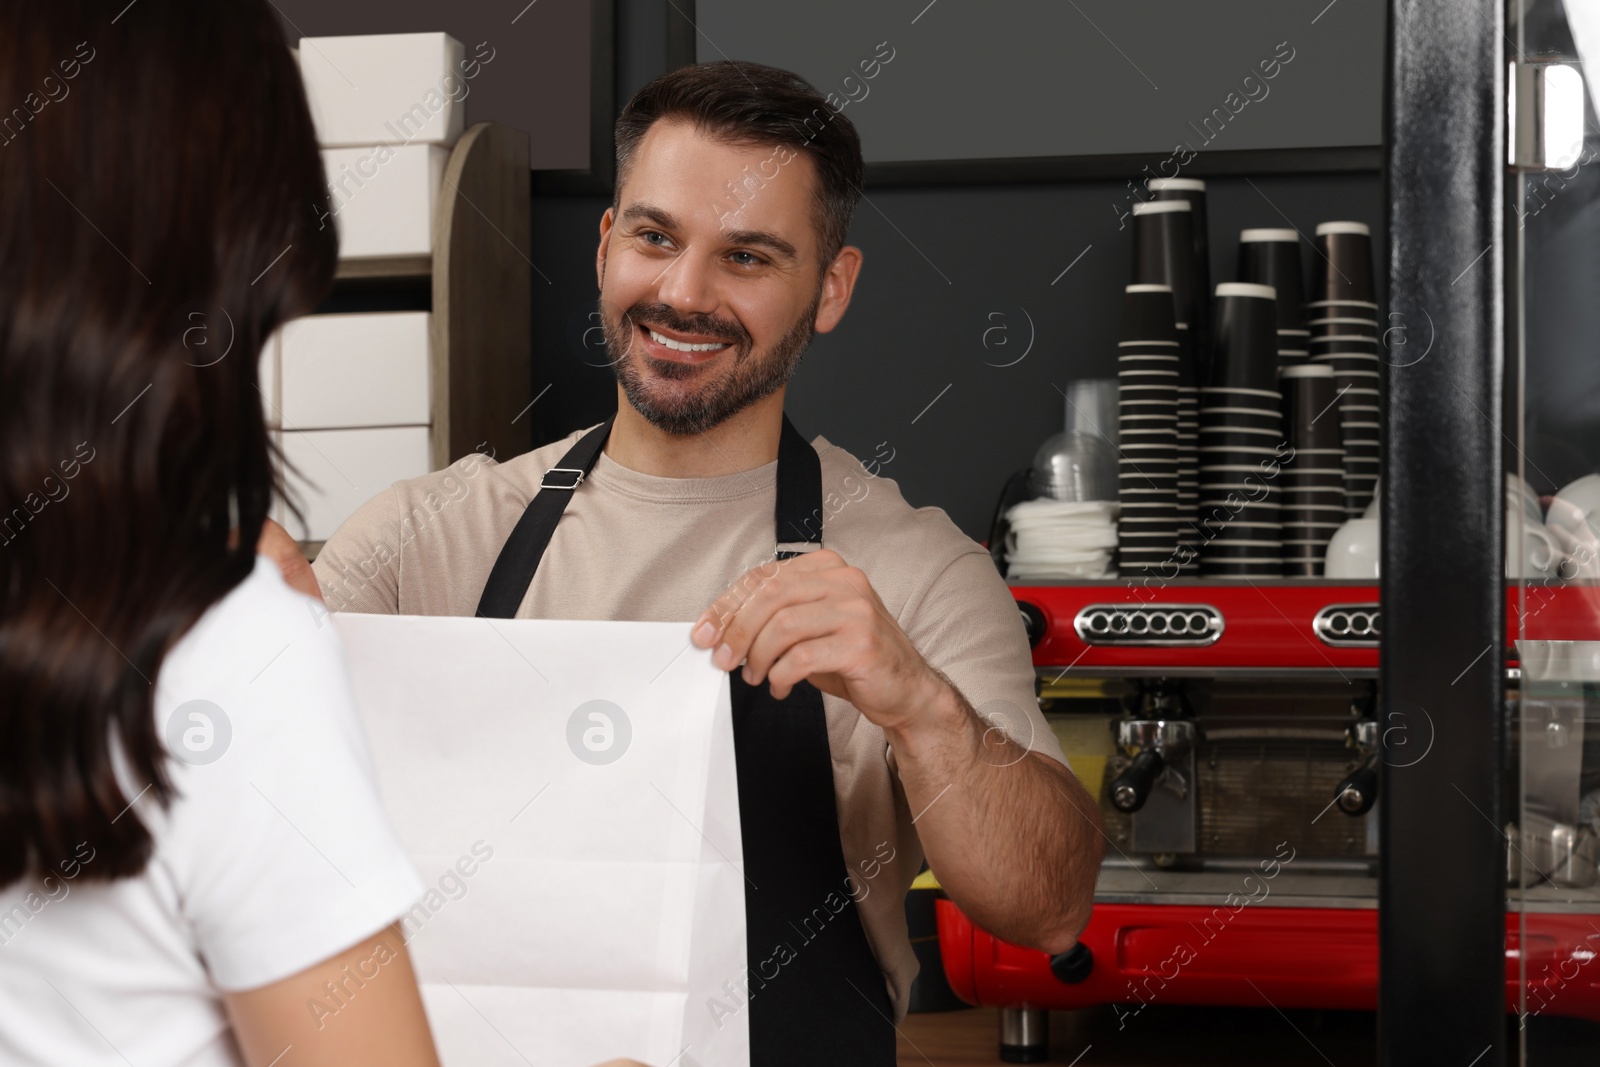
[{"left": 0, "top": 0, "right": 337, "bottom": 885}]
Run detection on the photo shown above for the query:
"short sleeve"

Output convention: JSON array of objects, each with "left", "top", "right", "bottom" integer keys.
[
  {"left": 312, "top": 485, "right": 406, "bottom": 614},
  {"left": 899, "top": 549, "right": 1071, "bottom": 771},
  {"left": 152, "top": 570, "right": 424, "bottom": 991}
]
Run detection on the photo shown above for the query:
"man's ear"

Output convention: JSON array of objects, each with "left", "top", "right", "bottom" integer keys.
[
  {"left": 813, "top": 245, "right": 864, "bottom": 335},
  {"left": 596, "top": 206, "right": 616, "bottom": 290}
]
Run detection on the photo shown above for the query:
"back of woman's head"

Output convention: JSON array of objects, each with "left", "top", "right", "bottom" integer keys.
[{"left": 0, "top": 0, "right": 337, "bottom": 885}]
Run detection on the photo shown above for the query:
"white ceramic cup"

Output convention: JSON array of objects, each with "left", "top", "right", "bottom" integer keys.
[
  {"left": 1507, "top": 473, "right": 1542, "bottom": 523},
  {"left": 1549, "top": 474, "right": 1600, "bottom": 533},
  {"left": 1325, "top": 518, "right": 1380, "bottom": 579},
  {"left": 1506, "top": 512, "right": 1561, "bottom": 578}
]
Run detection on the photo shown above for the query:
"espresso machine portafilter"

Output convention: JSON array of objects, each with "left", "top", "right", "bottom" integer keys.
[{"left": 1108, "top": 683, "right": 1198, "bottom": 856}]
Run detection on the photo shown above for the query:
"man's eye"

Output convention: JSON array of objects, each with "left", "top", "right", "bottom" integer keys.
[
  {"left": 641, "top": 231, "right": 674, "bottom": 248},
  {"left": 730, "top": 251, "right": 765, "bottom": 267}
]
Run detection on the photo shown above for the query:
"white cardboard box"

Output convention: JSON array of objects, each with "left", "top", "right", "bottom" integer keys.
[
  {"left": 298, "top": 32, "right": 466, "bottom": 147},
  {"left": 258, "top": 331, "right": 280, "bottom": 430},
  {"left": 280, "top": 312, "right": 431, "bottom": 429},
  {"left": 321, "top": 143, "right": 448, "bottom": 258},
  {"left": 280, "top": 426, "right": 432, "bottom": 542}
]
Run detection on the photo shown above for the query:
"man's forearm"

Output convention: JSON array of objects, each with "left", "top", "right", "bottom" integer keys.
[{"left": 886, "top": 672, "right": 1104, "bottom": 953}]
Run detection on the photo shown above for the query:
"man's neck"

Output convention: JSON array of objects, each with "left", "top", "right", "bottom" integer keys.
[{"left": 603, "top": 386, "right": 787, "bottom": 478}]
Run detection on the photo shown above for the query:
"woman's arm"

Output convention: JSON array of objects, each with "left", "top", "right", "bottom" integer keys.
[{"left": 223, "top": 923, "right": 439, "bottom": 1067}]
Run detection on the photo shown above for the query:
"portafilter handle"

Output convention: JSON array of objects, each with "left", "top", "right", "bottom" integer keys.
[
  {"left": 1110, "top": 749, "right": 1165, "bottom": 813},
  {"left": 1334, "top": 756, "right": 1378, "bottom": 816}
]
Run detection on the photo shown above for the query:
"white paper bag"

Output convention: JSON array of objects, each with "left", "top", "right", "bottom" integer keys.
[{"left": 333, "top": 614, "right": 750, "bottom": 1067}]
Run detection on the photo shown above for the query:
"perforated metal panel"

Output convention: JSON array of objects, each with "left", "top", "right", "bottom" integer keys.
[
  {"left": 1313, "top": 603, "right": 1382, "bottom": 647},
  {"left": 1073, "top": 603, "right": 1223, "bottom": 647}
]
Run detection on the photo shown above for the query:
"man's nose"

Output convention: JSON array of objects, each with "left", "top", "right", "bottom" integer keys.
[{"left": 654, "top": 250, "right": 719, "bottom": 318}]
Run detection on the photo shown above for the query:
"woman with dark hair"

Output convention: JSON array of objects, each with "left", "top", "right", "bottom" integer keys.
[{"left": 0, "top": 2, "right": 443, "bottom": 1063}]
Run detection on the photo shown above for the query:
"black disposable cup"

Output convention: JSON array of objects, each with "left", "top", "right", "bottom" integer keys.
[
  {"left": 1284, "top": 539, "right": 1338, "bottom": 553},
  {"left": 1151, "top": 179, "right": 1211, "bottom": 339},
  {"left": 1198, "top": 430, "right": 1283, "bottom": 448},
  {"left": 1311, "top": 341, "right": 1382, "bottom": 359},
  {"left": 1206, "top": 549, "right": 1287, "bottom": 565},
  {"left": 1312, "top": 221, "right": 1375, "bottom": 303},
  {"left": 1132, "top": 201, "right": 1204, "bottom": 358},
  {"left": 1194, "top": 502, "right": 1281, "bottom": 529},
  {"left": 1122, "top": 423, "right": 1182, "bottom": 440},
  {"left": 1118, "top": 375, "right": 1183, "bottom": 391},
  {"left": 1279, "top": 364, "right": 1343, "bottom": 456},
  {"left": 1205, "top": 526, "right": 1286, "bottom": 544},
  {"left": 1119, "top": 352, "right": 1184, "bottom": 366},
  {"left": 1175, "top": 326, "right": 1202, "bottom": 391},
  {"left": 1122, "top": 283, "right": 1181, "bottom": 344},
  {"left": 1238, "top": 228, "right": 1307, "bottom": 332},
  {"left": 1305, "top": 315, "right": 1382, "bottom": 331},
  {"left": 1199, "top": 415, "right": 1283, "bottom": 437},
  {"left": 1119, "top": 479, "right": 1182, "bottom": 495},
  {"left": 1311, "top": 333, "right": 1380, "bottom": 348},
  {"left": 1318, "top": 360, "right": 1382, "bottom": 377},
  {"left": 1201, "top": 564, "right": 1286, "bottom": 579},
  {"left": 1208, "top": 282, "right": 1280, "bottom": 391},
  {"left": 1119, "top": 400, "right": 1181, "bottom": 417},
  {"left": 1283, "top": 492, "right": 1351, "bottom": 506},
  {"left": 1282, "top": 510, "right": 1347, "bottom": 527}
]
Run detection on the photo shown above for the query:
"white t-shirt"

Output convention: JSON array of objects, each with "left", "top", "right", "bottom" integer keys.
[{"left": 0, "top": 556, "right": 425, "bottom": 1066}]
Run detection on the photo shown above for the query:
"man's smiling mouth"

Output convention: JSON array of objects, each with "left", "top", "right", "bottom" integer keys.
[{"left": 646, "top": 327, "right": 729, "bottom": 352}]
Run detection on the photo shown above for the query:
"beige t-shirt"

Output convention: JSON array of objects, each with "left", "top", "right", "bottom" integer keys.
[{"left": 311, "top": 426, "right": 1069, "bottom": 1020}]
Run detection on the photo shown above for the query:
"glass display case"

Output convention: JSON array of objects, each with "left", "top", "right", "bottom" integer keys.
[{"left": 1507, "top": 0, "right": 1600, "bottom": 1058}]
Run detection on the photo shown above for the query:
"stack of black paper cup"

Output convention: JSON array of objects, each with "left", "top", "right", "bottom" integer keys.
[
  {"left": 1175, "top": 327, "right": 1201, "bottom": 574},
  {"left": 1278, "top": 364, "right": 1347, "bottom": 576},
  {"left": 1149, "top": 178, "right": 1211, "bottom": 358},
  {"left": 1238, "top": 228, "right": 1309, "bottom": 368},
  {"left": 1131, "top": 196, "right": 1206, "bottom": 572},
  {"left": 1131, "top": 200, "right": 1206, "bottom": 383},
  {"left": 1197, "top": 282, "right": 1284, "bottom": 579},
  {"left": 1308, "top": 220, "right": 1380, "bottom": 517},
  {"left": 1116, "top": 283, "right": 1184, "bottom": 575}
]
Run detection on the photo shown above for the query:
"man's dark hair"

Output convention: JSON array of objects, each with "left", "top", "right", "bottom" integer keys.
[{"left": 614, "top": 60, "right": 865, "bottom": 268}]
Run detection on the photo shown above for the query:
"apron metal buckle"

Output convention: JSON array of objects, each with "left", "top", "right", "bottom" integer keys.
[{"left": 540, "top": 467, "right": 586, "bottom": 490}]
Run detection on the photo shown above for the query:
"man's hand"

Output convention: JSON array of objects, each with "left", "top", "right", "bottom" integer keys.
[
  {"left": 690, "top": 549, "right": 941, "bottom": 735},
  {"left": 257, "top": 518, "right": 323, "bottom": 602},
  {"left": 695, "top": 548, "right": 1101, "bottom": 954}
]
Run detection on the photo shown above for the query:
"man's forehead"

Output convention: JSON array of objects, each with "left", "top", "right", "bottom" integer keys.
[{"left": 621, "top": 119, "right": 819, "bottom": 232}]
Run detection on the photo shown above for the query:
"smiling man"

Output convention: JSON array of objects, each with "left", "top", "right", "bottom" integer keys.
[{"left": 284, "top": 60, "right": 1102, "bottom": 1066}]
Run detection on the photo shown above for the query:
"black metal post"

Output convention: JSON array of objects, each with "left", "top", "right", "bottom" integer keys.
[{"left": 1380, "top": 0, "right": 1506, "bottom": 1063}]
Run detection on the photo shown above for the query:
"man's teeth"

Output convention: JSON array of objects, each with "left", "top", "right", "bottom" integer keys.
[{"left": 648, "top": 328, "right": 729, "bottom": 353}]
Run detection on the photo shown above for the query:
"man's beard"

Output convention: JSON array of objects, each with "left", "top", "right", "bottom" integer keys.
[{"left": 602, "top": 292, "right": 820, "bottom": 437}]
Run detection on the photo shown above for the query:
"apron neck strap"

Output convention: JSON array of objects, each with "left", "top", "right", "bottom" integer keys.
[{"left": 475, "top": 413, "right": 822, "bottom": 617}]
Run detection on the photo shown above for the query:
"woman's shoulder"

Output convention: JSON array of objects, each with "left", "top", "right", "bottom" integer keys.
[{"left": 153, "top": 556, "right": 358, "bottom": 763}]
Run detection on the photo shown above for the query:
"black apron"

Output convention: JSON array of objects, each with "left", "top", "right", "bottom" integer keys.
[{"left": 476, "top": 415, "right": 896, "bottom": 1066}]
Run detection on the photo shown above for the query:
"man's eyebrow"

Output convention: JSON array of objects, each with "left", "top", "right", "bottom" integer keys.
[
  {"left": 618, "top": 203, "right": 678, "bottom": 230},
  {"left": 723, "top": 229, "right": 799, "bottom": 262}
]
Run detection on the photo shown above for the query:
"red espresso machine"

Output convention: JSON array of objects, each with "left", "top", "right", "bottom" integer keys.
[{"left": 934, "top": 579, "right": 1600, "bottom": 1062}]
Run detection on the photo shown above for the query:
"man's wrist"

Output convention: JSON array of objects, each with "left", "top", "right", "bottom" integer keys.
[{"left": 882, "top": 667, "right": 975, "bottom": 760}]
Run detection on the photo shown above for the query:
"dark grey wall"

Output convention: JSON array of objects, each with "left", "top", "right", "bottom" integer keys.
[
  {"left": 532, "top": 171, "right": 1384, "bottom": 539},
  {"left": 696, "top": 0, "right": 1385, "bottom": 163}
]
